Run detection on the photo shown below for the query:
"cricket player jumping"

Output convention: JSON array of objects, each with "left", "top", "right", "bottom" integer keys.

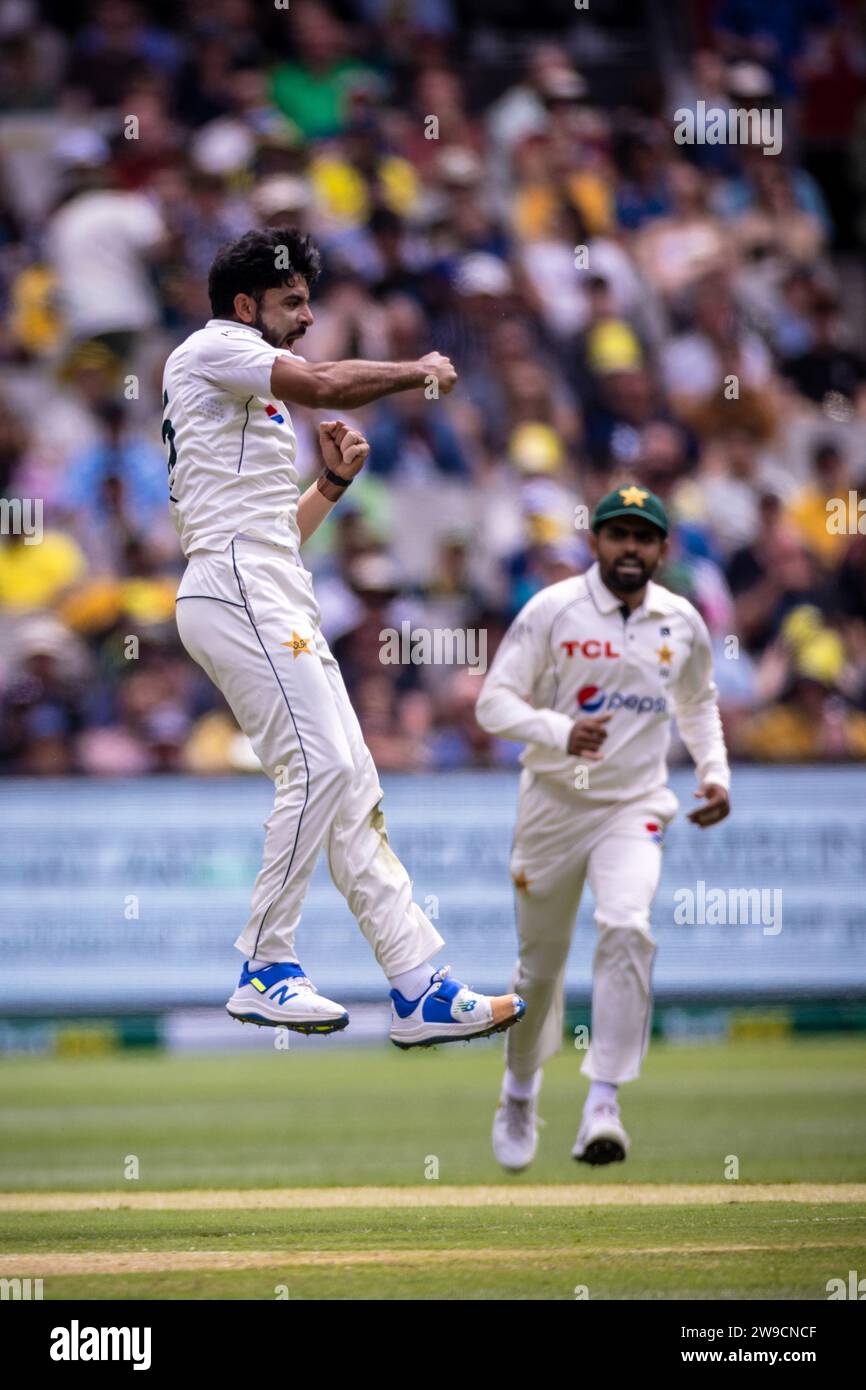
[
  {"left": 475, "top": 486, "right": 730, "bottom": 1168},
  {"left": 163, "top": 227, "right": 525, "bottom": 1047}
]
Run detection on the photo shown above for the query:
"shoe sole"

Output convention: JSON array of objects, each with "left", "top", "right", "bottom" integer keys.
[
  {"left": 390, "top": 1009, "right": 524, "bottom": 1051},
  {"left": 574, "top": 1137, "right": 627, "bottom": 1166},
  {"left": 226, "top": 1007, "right": 350, "bottom": 1035},
  {"left": 493, "top": 1145, "right": 536, "bottom": 1173}
]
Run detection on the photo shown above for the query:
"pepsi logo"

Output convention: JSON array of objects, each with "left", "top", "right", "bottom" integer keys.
[
  {"left": 577, "top": 686, "right": 606, "bottom": 712},
  {"left": 576, "top": 688, "right": 669, "bottom": 715}
]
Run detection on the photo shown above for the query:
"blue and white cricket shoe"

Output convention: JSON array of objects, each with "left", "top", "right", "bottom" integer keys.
[
  {"left": 226, "top": 961, "right": 349, "bottom": 1034},
  {"left": 389, "top": 966, "right": 525, "bottom": 1049}
]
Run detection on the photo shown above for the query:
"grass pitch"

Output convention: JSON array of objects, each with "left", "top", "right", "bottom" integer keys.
[{"left": 1, "top": 1035, "right": 864, "bottom": 1299}]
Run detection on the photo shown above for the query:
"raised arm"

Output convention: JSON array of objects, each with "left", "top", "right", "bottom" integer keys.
[
  {"left": 270, "top": 351, "right": 457, "bottom": 410},
  {"left": 296, "top": 420, "right": 370, "bottom": 545}
]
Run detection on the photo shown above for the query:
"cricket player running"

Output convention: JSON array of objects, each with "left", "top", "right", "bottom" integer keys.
[
  {"left": 475, "top": 486, "right": 730, "bottom": 1168},
  {"left": 163, "top": 227, "right": 525, "bottom": 1046}
]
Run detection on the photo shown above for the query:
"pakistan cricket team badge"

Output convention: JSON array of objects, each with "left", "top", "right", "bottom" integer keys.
[
  {"left": 645, "top": 821, "right": 664, "bottom": 846},
  {"left": 657, "top": 626, "right": 673, "bottom": 678},
  {"left": 282, "top": 630, "right": 312, "bottom": 658}
]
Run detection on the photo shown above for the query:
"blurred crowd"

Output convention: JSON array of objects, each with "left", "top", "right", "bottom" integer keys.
[{"left": 2, "top": 0, "right": 866, "bottom": 775}]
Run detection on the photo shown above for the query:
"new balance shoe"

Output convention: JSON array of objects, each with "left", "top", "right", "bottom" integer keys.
[
  {"left": 492, "top": 1091, "right": 542, "bottom": 1172},
  {"left": 226, "top": 961, "right": 349, "bottom": 1034},
  {"left": 389, "top": 966, "right": 525, "bottom": 1049},
  {"left": 572, "top": 1102, "right": 630, "bottom": 1166}
]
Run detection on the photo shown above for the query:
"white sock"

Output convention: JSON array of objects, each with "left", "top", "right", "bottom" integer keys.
[
  {"left": 503, "top": 1067, "right": 542, "bottom": 1101},
  {"left": 586, "top": 1080, "right": 618, "bottom": 1111},
  {"left": 389, "top": 961, "right": 436, "bottom": 999},
  {"left": 248, "top": 957, "right": 273, "bottom": 970}
]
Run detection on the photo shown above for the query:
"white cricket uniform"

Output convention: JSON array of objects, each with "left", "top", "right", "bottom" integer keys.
[
  {"left": 163, "top": 319, "right": 444, "bottom": 972},
  {"left": 475, "top": 561, "right": 730, "bottom": 1084}
]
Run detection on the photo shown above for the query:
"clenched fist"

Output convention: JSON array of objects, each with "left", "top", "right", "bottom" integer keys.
[
  {"left": 318, "top": 420, "right": 370, "bottom": 480},
  {"left": 418, "top": 351, "right": 458, "bottom": 395},
  {"left": 567, "top": 713, "right": 612, "bottom": 761}
]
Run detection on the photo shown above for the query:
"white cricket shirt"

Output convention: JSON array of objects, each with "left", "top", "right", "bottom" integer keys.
[
  {"left": 476, "top": 562, "right": 730, "bottom": 802},
  {"left": 162, "top": 318, "right": 302, "bottom": 557},
  {"left": 50, "top": 190, "right": 165, "bottom": 337}
]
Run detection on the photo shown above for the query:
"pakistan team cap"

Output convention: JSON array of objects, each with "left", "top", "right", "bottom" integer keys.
[{"left": 591, "top": 485, "right": 669, "bottom": 537}]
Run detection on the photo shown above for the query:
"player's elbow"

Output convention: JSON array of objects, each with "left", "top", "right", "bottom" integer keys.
[
  {"left": 473, "top": 687, "right": 500, "bottom": 735},
  {"left": 272, "top": 361, "right": 331, "bottom": 409},
  {"left": 304, "top": 367, "right": 336, "bottom": 408}
]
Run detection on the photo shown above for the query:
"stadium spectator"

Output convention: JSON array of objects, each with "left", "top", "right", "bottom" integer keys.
[{"left": 0, "top": 1, "right": 865, "bottom": 772}]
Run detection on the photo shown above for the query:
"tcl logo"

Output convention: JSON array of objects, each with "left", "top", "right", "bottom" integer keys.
[{"left": 561, "top": 639, "right": 621, "bottom": 659}]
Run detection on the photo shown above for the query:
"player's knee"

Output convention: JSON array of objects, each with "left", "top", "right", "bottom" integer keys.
[
  {"left": 316, "top": 750, "right": 355, "bottom": 800},
  {"left": 594, "top": 913, "right": 654, "bottom": 941},
  {"left": 270, "top": 745, "right": 354, "bottom": 805}
]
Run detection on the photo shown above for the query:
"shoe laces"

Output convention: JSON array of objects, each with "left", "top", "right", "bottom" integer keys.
[
  {"left": 433, "top": 965, "right": 473, "bottom": 995},
  {"left": 586, "top": 1101, "right": 620, "bottom": 1123}
]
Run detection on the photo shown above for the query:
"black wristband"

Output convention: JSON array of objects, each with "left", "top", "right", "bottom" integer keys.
[{"left": 322, "top": 465, "right": 352, "bottom": 489}]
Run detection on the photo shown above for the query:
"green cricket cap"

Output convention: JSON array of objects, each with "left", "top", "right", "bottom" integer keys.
[{"left": 591, "top": 484, "right": 669, "bottom": 537}]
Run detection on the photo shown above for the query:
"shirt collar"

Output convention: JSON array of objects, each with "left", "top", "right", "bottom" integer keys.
[
  {"left": 207, "top": 318, "right": 263, "bottom": 338},
  {"left": 584, "top": 561, "right": 674, "bottom": 618}
]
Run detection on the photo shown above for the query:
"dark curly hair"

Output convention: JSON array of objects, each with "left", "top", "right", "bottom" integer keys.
[{"left": 207, "top": 227, "right": 322, "bottom": 318}]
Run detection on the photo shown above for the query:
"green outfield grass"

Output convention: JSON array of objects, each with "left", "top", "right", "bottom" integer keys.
[
  {"left": 1, "top": 1036, "right": 864, "bottom": 1298},
  {"left": 3, "top": 1203, "right": 866, "bottom": 1300},
  {"left": 1, "top": 1035, "right": 864, "bottom": 1189}
]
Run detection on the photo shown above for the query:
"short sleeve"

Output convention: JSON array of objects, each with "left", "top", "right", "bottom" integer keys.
[{"left": 196, "top": 328, "right": 287, "bottom": 400}]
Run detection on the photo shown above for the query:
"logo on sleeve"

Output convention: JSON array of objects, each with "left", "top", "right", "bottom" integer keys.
[{"left": 265, "top": 403, "right": 285, "bottom": 425}]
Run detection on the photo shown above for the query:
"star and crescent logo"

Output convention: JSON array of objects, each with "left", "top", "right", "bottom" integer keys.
[
  {"left": 618, "top": 485, "right": 648, "bottom": 508},
  {"left": 282, "top": 630, "right": 312, "bottom": 658}
]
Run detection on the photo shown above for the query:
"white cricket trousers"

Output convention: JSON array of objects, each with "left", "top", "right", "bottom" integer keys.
[
  {"left": 175, "top": 537, "right": 445, "bottom": 973},
  {"left": 506, "top": 769, "right": 679, "bottom": 1086}
]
